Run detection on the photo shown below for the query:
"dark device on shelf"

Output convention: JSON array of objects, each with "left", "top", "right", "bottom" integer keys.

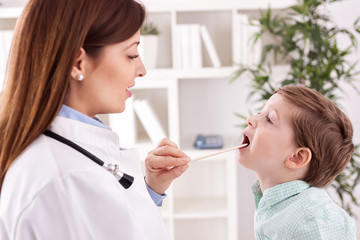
[{"left": 194, "top": 134, "right": 224, "bottom": 149}]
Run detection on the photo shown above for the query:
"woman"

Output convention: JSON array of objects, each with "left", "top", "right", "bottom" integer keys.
[{"left": 0, "top": 0, "right": 189, "bottom": 239}]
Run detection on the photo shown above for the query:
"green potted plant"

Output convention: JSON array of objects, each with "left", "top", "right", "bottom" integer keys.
[
  {"left": 139, "top": 21, "right": 160, "bottom": 69},
  {"left": 232, "top": 0, "right": 360, "bottom": 216}
]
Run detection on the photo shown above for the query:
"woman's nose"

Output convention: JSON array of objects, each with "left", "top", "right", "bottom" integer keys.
[{"left": 137, "top": 58, "right": 146, "bottom": 77}]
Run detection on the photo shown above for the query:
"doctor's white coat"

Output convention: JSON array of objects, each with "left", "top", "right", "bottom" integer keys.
[{"left": 0, "top": 116, "right": 169, "bottom": 240}]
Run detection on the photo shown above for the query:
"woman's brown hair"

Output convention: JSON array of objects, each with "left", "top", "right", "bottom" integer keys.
[
  {"left": 0, "top": 0, "right": 146, "bottom": 188},
  {"left": 275, "top": 85, "right": 354, "bottom": 187}
]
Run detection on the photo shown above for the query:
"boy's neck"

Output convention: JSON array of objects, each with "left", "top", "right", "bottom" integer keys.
[
  {"left": 257, "top": 165, "right": 309, "bottom": 193},
  {"left": 257, "top": 175, "right": 303, "bottom": 193},
  {"left": 258, "top": 179, "right": 279, "bottom": 193}
]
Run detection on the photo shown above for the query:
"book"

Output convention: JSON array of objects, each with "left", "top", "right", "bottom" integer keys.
[
  {"left": 178, "top": 24, "right": 192, "bottom": 69},
  {"left": 247, "top": 19, "right": 261, "bottom": 65},
  {"left": 239, "top": 14, "right": 249, "bottom": 66},
  {"left": 108, "top": 98, "right": 137, "bottom": 146},
  {"left": 190, "top": 24, "right": 202, "bottom": 69},
  {"left": 199, "top": 25, "right": 221, "bottom": 68},
  {"left": 233, "top": 14, "right": 242, "bottom": 66},
  {"left": 133, "top": 99, "right": 167, "bottom": 144},
  {"left": 234, "top": 14, "right": 261, "bottom": 66},
  {"left": 177, "top": 24, "right": 203, "bottom": 69}
]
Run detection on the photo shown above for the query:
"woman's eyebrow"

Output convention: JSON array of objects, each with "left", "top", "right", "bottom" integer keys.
[{"left": 125, "top": 41, "right": 140, "bottom": 50}]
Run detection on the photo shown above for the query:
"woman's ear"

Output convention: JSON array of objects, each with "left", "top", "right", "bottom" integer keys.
[
  {"left": 285, "top": 147, "right": 312, "bottom": 170},
  {"left": 70, "top": 48, "right": 86, "bottom": 81}
]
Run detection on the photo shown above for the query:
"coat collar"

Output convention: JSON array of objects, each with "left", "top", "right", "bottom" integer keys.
[{"left": 48, "top": 116, "right": 122, "bottom": 152}]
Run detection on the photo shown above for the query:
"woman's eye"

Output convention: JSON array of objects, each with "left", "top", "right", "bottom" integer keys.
[{"left": 128, "top": 55, "right": 139, "bottom": 60}]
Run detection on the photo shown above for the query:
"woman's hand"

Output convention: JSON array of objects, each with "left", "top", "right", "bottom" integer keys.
[{"left": 145, "top": 138, "right": 190, "bottom": 195}]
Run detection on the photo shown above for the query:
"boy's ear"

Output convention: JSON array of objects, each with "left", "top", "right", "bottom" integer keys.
[
  {"left": 285, "top": 147, "right": 312, "bottom": 170},
  {"left": 70, "top": 48, "right": 86, "bottom": 80}
]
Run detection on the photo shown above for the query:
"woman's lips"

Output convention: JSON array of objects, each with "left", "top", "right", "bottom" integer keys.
[
  {"left": 126, "top": 88, "right": 132, "bottom": 97},
  {"left": 126, "top": 83, "right": 135, "bottom": 97}
]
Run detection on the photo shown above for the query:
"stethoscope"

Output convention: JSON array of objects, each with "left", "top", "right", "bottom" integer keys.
[{"left": 43, "top": 130, "right": 134, "bottom": 189}]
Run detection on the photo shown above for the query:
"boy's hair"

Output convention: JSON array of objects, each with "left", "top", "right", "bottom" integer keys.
[{"left": 275, "top": 85, "right": 354, "bottom": 187}]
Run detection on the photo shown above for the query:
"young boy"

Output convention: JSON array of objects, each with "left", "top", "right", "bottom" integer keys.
[{"left": 237, "top": 85, "right": 357, "bottom": 239}]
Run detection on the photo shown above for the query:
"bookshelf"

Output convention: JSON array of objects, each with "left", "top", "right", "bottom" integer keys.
[
  {"left": 128, "top": 2, "right": 295, "bottom": 240},
  {"left": 0, "top": 1, "right": 295, "bottom": 239}
]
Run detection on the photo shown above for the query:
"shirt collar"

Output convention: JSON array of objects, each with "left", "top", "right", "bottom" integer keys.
[
  {"left": 252, "top": 180, "right": 310, "bottom": 210},
  {"left": 58, "top": 104, "right": 110, "bottom": 130}
]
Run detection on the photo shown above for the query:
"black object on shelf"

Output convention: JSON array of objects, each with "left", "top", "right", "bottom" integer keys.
[{"left": 194, "top": 134, "right": 224, "bottom": 149}]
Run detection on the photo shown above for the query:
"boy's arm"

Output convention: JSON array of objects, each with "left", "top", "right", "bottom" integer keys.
[{"left": 291, "top": 217, "right": 357, "bottom": 240}]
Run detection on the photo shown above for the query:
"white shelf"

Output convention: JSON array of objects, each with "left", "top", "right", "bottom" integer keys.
[
  {"left": 145, "top": 0, "right": 296, "bottom": 12},
  {"left": 134, "top": 75, "right": 175, "bottom": 89},
  {"left": 143, "top": 66, "right": 237, "bottom": 80},
  {"left": 233, "top": 0, "right": 296, "bottom": 9},
  {"left": 175, "top": 67, "right": 236, "bottom": 79},
  {"left": 174, "top": 218, "right": 228, "bottom": 240},
  {"left": 173, "top": 197, "right": 227, "bottom": 218}
]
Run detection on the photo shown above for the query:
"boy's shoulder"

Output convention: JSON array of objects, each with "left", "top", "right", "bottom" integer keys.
[
  {"left": 254, "top": 181, "right": 356, "bottom": 239},
  {"left": 296, "top": 186, "right": 353, "bottom": 223},
  {"left": 291, "top": 186, "right": 356, "bottom": 239},
  {"left": 287, "top": 184, "right": 356, "bottom": 239},
  {"left": 267, "top": 181, "right": 353, "bottom": 224}
]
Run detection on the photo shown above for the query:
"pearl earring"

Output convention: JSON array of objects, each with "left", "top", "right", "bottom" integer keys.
[{"left": 77, "top": 74, "right": 84, "bottom": 81}]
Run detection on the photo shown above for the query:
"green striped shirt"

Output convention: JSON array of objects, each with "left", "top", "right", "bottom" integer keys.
[{"left": 252, "top": 180, "right": 356, "bottom": 239}]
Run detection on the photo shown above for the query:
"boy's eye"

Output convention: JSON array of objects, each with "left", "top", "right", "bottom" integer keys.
[{"left": 266, "top": 115, "right": 273, "bottom": 124}]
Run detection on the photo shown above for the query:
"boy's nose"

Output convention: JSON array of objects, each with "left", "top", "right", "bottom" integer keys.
[{"left": 247, "top": 115, "right": 257, "bottom": 128}]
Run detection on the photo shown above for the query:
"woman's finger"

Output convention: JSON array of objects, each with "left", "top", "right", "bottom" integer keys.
[{"left": 146, "top": 154, "right": 189, "bottom": 170}]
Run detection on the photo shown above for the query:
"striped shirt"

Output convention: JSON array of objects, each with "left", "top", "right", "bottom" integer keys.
[{"left": 252, "top": 180, "right": 357, "bottom": 239}]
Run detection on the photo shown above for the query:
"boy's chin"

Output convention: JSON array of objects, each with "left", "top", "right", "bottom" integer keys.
[{"left": 236, "top": 155, "right": 251, "bottom": 169}]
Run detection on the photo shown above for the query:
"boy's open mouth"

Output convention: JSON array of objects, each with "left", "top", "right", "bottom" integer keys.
[{"left": 241, "top": 134, "right": 250, "bottom": 148}]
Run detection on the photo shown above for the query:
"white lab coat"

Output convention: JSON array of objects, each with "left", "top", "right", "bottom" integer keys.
[{"left": 0, "top": 116, "right": 169, "bottom": 240}]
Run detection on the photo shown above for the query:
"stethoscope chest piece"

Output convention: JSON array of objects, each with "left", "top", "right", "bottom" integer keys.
[{"left": 104, "top": 164, "right": 134, "bottom": 189}]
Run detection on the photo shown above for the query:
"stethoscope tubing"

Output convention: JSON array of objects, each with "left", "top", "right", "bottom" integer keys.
[{"left": 43, "top": 130, "right": 134, "bottom": 189}]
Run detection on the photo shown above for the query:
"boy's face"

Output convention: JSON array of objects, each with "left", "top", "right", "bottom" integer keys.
[{"left": 237, "top": 93, "right": 299, "bottom": 182}]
